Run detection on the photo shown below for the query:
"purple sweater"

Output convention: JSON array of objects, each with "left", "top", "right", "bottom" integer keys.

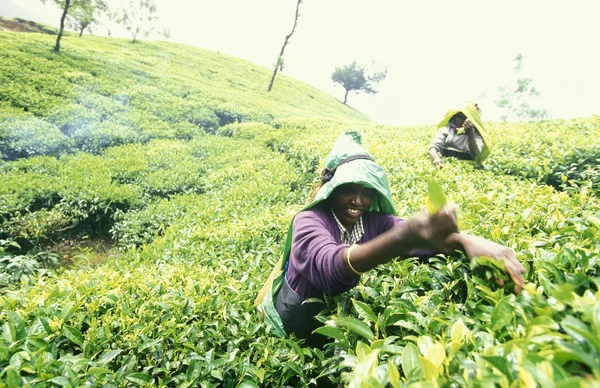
[{"left": 286, "top": 204, "right": 434, "bottom": 299}]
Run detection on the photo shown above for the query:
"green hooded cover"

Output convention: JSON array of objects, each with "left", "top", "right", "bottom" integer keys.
[
  {"left": 436, "top": 101, "right": 491, "bottom": 162},
  {"left": 256, "top": 131, "right": 396, "bottom": 337}
]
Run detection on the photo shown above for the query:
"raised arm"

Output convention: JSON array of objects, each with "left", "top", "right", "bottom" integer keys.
[{"left": 463, "top": 118, "right": 482, "bottom": 160}]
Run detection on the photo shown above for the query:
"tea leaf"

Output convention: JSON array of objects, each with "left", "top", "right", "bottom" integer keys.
[
  {"left": 313, "top": 326, "right": 346, "bottom": 343},
  {"left": 401, "top": 343, "right": 421, "bottom": 379},
  {"left": 387, "top": 358, "right": 400, "bottom": 388},
  {"left": 47, "top": 377, "right": 71, "bottom": 386},
  {"left": 333, "top": 316, "right": 375, "bottom": 342},
  {"left": 426, "top": 178, "right": 447, "bottom": 214},
  {"left": 63, "top": 325, "right": 83, "bottom": 347},
  {"left": 126, "top": 372, "right": 152, "bottom": 385},
  {"left": 491, "top": 296, "right": 514, "bottom": 332},
  {"left": 88, "top": 367, "right": 113, "bottom": 375},
  {"left": 481, "top": 356, "right": 513, "bottom": 378},
  {"left": 352, "top": 299, "right": 377, "bottom": 324}
]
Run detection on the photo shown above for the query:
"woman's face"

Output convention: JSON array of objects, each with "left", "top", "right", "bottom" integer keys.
[
  {"left": 329, "top": 183, "right": 376, "bottom": 230},
  {"left": 453, "top": 113, "right": 467, "bottom": 127}
]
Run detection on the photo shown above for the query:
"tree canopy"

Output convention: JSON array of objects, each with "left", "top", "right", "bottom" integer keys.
[
  {"left": 40, "top": 0, "right": 108, "bottom": 51},
  {"left": 331, "top": 60, "right": 387, "bottom": 104},
  {"left": 495, "top": 53, "right": 548, "bottom": 121},
  {"left": 111, "top": 0, "right": 159, "bottom": 43},
  {"left": 68, "top": 0, "right": 107, "bottom": 37}
]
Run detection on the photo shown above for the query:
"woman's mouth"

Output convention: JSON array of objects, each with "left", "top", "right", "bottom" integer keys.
[{"left": 346, "top": 208, "right": 362, "bottom": 217}]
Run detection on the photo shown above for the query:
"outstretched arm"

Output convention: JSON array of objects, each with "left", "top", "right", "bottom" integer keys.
[
  {"left": 444, "top": 233, "right": 526, "bottom": 293},
  {"left": 429, "top": 148, "right": 442, "bottom": 167},
  {"left": 343, "top": 209, "right": 526, "bottom": 294},
  {"left": 429, "top": 127, "right": 449, "bottom": 167},
  {"left": 344, "top": 207, "right": 459, "bottom": 273}
]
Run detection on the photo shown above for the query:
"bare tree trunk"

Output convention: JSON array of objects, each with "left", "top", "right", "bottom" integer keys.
[
  {"left": 79, "top": 25, "right": 85, "bottom": 37},
  {"left": 267, "top": 0, "right": 302, "bottom": 92},
  {"left": 54, "top": 0, "right": 71, "bottom": 52},
  {"left": 343, "top": 89, "right": 349, "bottom": 104}
]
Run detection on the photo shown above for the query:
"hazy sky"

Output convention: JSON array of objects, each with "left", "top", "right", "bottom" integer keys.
[{"left": 3, "top": 0, "right": 600, "bottom": 125}]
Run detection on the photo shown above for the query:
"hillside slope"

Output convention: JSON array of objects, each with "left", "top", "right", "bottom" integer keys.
[
  {"left": 0, "top": 28, "right": 368, "bottom": 159},
  {"left": 1, "top": 24, "right": 600, "bottom": 387}
]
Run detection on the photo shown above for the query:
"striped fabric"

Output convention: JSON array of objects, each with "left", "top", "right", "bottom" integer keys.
[{"left": 331, "top": 210, "right": 364, "bottom": 245}]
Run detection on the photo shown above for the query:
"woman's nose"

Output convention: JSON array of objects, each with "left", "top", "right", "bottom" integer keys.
[{"left": 352, "top": 193, "right": 363, "bottom": 205}]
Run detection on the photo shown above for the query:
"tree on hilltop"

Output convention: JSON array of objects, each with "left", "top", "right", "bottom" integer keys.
[
  {"left": 40, "top": 0, "right": 106, "bottom": 51},
  {"left": 267, "top": 0, "right": 303, "bottom": 92},
  {"left": 112, "top": 0, "right": 163, "bottom": 43},
  {"left": 68, "top": 0, "right": 108, "bottom": 36},
  {"left": 331, "top": 60, "right": 388, "bottom": 104},
  {"left": 495, "top": 53, "right": 549, "bottom": 121}
]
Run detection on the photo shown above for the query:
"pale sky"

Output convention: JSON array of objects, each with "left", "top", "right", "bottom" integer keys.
[{"left": 2, "top": 0, "right": 600, "bottom": 125}]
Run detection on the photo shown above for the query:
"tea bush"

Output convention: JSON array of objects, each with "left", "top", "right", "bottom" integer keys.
[
  {"left": 1, "top": 28, "right": 600, "bottom": 387},
  {"left": 0, "top": 139, "right": 211, "bottom": 257},
  {"left": 485, "top": 116, "right": 600, "bottom": 194},
  {"left": 0, "top": 30, "right": 368, "bottom": 161},
  {"left": 0, "top": 117, "right": 70, "bottom": 159}
]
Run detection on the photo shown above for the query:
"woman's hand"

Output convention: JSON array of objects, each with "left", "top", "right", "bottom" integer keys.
[
  {"left": 407, "top": 206, "right": 458, "bottom": 250},
  {"left": 464, "top": 118, "right": 475, "bottom": 131},
  {"left": 457, "top": 234, "right": 526, "bottom": 293}
]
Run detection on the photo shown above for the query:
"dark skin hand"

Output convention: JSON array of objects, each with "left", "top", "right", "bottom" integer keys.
[
  {"left": 463, "top": 118, "right": 481, "bottom": 159},
  {"left": 455, "top": 234, "right": 526, "bottom": 293}
]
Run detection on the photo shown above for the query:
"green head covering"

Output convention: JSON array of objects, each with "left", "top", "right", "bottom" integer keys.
[
  {"left": 436, "top": 100, "right": 491, "bottom": 162},
  {"left": 305, "top": 130, "right": 397, "bottom": 215}
]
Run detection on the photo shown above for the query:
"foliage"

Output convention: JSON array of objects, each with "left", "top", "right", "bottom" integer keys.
[
  {"left": 1, "top": 28, "right": 600, "bottom": 387},
  {"left": 495, "top": 53, "right": 549, "bottom": 121},
  {"left": 39, "top": 0, "right": 103, "bottom": 52},
  {"left": 0, "top": 29, "right": 368, "bottom": 161},
  {"left": 110, "top": 0, "right": 161, "bottom": 43},
  {"left": 484, "top": 116, "right": 600, "bottom": 195},
  {"left": 332, "top": 60, "right": 388, "bottom": 104},
  {"left": 67, "top": 0, "right": 108, "bottom": 37}
]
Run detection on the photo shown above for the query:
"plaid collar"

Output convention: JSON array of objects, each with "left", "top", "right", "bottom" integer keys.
[{"left": 331, "top": 209, "right": 364, "bottom": 245}]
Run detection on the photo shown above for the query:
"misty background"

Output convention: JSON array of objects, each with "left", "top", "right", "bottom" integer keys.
[{"left": 2, "top": 0, "right": 599, "bottom": 125}]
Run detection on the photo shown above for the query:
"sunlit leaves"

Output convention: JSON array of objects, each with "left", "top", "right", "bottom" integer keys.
[
  {"left": 426, "top": 178, "right": 447, "bottom": 214},
  {"left": 1, "top": 27, "right": 600, "bottom": 387}
]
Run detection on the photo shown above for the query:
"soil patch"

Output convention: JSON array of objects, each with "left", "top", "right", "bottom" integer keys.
[
  {"left": 0, "top": 16, "right": 58, "bottom": 35},
  {"left": 46, "top": 237, "right": 121, "bottom": 269}
]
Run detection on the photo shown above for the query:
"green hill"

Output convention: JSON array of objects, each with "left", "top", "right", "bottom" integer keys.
[
  {"left": 0, "top": 27, "right": 368, "bottom": 159},
  {"left": 1, "top": 25, "right": 600, "bottom": 387}
]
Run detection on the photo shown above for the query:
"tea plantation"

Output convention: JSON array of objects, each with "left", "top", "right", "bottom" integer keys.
[{"left": 1, "top": 27, "right": 600, "bottom": 387}]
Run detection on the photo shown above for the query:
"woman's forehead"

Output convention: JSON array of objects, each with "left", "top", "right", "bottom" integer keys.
[{"left": 335, "top": 183, "right": 375, "bottom": 191}]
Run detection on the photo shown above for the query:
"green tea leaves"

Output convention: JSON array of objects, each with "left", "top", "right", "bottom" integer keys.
[{"left": 426, "top": 178, "right": 448, "bottom": 214}]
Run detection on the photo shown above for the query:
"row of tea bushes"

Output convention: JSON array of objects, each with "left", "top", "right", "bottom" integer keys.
[
  {"left": 0, "top": 134, "right": 328, "bottom": 386},
  {"left": 1, "top": 124, "right": 599, "bottom": 385},
  {"left": 2, "top": 98, "right": 600, "bottom": 385},
  {"left": 0, "top": 139, "right": 209, "bottom": 281},
  {"left": 0, "top": 30, "right": 368, "bottom": 160},
  {"left": 484, "top": 116, "right": 600, "bottom": 194}
]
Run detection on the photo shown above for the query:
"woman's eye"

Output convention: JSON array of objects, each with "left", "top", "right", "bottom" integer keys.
[{"left": 364, "top": 189, "right": 376, "bottom": 197}]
